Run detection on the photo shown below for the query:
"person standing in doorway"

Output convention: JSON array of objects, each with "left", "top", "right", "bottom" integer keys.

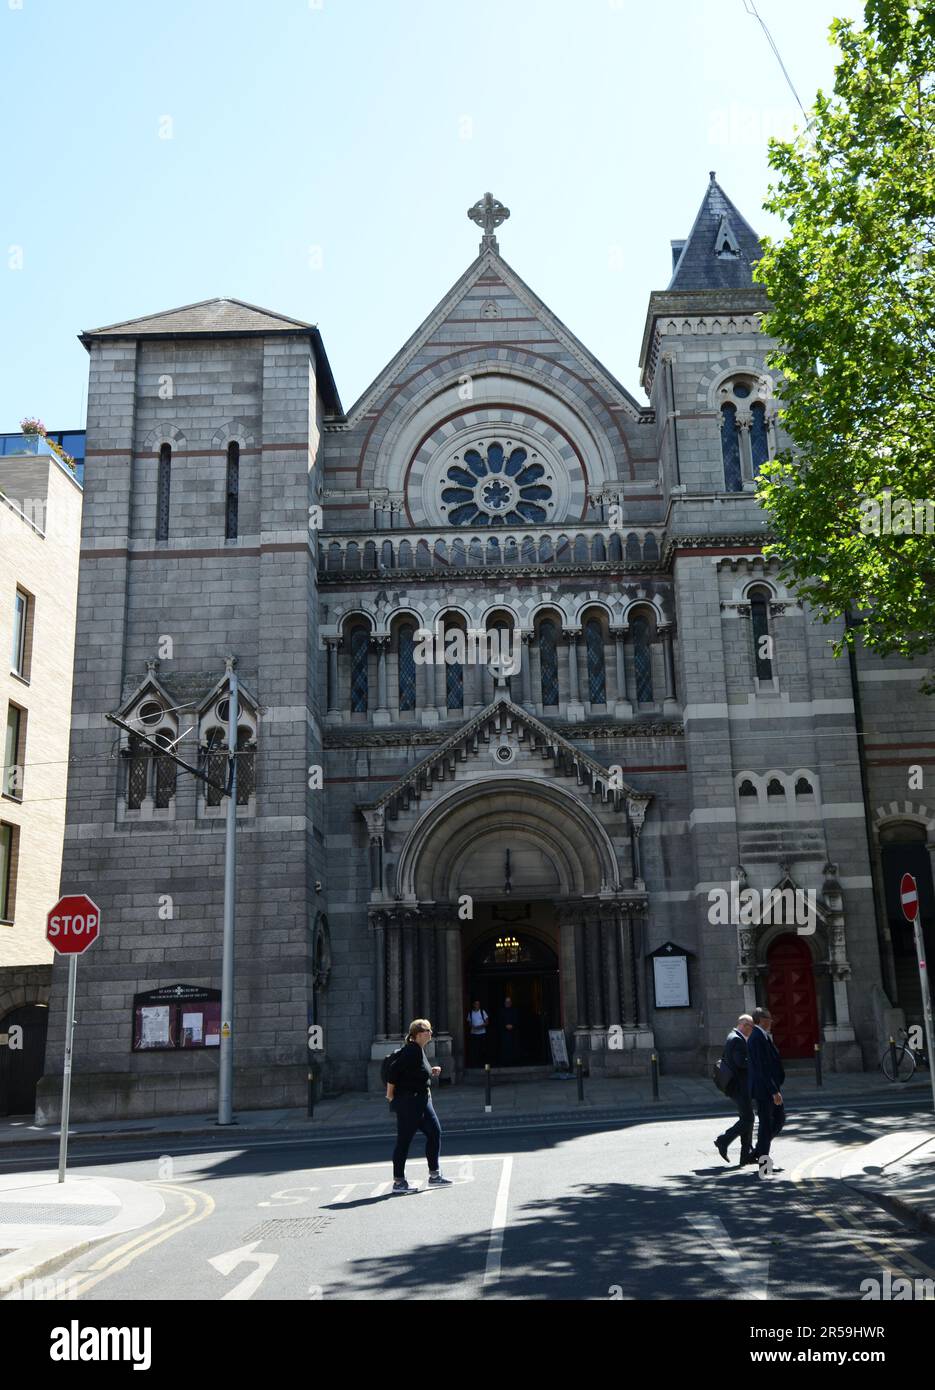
[
  {"left": 747, "top": 1006, "right": 786, "bottom": 1167},
  {"left": 386, "top": 1019, "right": 452, "bottom": 1194},
  {"left": 499, "top": 995, "right": 518, "bottom": 1065},
  {"left": 466, "top": 999, "right": 489, "bottom": 1068},
  {"left": 714, "top": 1014, "right": 754, "bottom": 1165}
]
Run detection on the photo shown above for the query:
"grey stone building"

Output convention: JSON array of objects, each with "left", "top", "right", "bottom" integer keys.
[{"left": 38, "top": 180, "right": 935, "bottom": 1120}]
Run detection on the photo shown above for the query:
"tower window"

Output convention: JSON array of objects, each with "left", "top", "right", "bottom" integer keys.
[
  {"left": 720, "top": 404, "right": 742, "bottom": 493},
  {"left": 749, "top": 587, "right": 773, "bottom": 681},
  {"left": 225, "top": 441, "right": 240, "bottom": 539},
  {"left": 156, "top": 443, "right": 172, "bottom": 540},
  {"left": 750, "top": 402, "right": 769, "bottom": 474}
]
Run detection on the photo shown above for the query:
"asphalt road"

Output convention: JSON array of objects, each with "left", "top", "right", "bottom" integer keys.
[{"left": 3, "top": 1093, "right": 934, "bottom": 1304}]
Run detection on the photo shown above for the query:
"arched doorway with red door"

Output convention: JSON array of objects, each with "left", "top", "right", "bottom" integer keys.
[{"left": 765, "top": 934, "right": 820, "bottom": 1058}]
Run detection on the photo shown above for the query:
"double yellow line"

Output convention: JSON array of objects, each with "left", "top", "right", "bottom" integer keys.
[
  {"left": 791, "top": 1148, "right": 935, "bottom": 1294},
  {"left": 62, "top": 1183, "right": 215, "bottom": 1299}
]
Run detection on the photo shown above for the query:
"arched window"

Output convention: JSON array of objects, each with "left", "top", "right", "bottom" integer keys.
[
  {"left": 126, "top": 735, "right": 150, "bottom": 811},
  {"left": 738, "top": 779, "right": 757, "bottom": 798},
  {"left": 585, "top": 619, "right": 606, "bottom": 705},
  {"left": 750, "top": 402, "right": 769, "bottom": 474},
  {"left": 154, "top": 734, "right": 177, "bottom": 809},
  {"left": 445, "top": 620, "right": 464, "bottom": 710},
  {"left": 767, "top": 777, "right": 784, "bottom": 798},
  {"left": 720, "top": 404, "right": 742, "bottom": 492},
  {"left": 350, "top": 627, "right": 370, "bottom": 712},
  {"left": 225, "top": 441, "right": 239, "bottom": 539},
  {"left": 539, "top": 620, "right": 559, "bottom": 706},
  {"left": 156, "top": 443, "right": 172, "bottom": 540},
  {"left": 794, "top": 776, "right": 814, "bottom": 798},
  {"left": 631, "top": 617, "right": 653, "bottom": 702},
  {"left": 398, "top": 623, "right": 416, "bottom": 712},
  {"left": 749, "top": 587, "right": 773, "bottom": 681}
]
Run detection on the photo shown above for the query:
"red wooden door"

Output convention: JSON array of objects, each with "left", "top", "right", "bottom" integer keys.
[{"left": 766, "top": 935, "right": 819, "bottom": 1058}]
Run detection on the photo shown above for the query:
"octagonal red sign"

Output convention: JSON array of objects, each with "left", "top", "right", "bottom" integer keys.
[{"left": 47, "top": 894, "right": 101, "bottom": 954}]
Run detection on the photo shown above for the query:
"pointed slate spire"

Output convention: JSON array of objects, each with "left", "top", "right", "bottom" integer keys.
[{"left": 668, "top": 172, "right": 763, "bottom": 291}]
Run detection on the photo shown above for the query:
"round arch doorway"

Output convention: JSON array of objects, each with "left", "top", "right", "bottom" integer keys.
[{"left": 465, "top": 931, "right": 560, "bottom": 1068}]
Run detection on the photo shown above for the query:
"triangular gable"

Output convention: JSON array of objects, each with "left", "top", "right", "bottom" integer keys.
[
  {"left": 359, "top": 696, "right": 652, "bottom": 821},
  {"left": 115, "top": 671, "right": 178, "bottom": 723},
  {"left": 196, "top": 673, "right": 259, "bottom": 719},
  {"left": 346, "top": 249, "right": 646, "bottom": 426},
  {"left": 668, "top": 174, "right": 763, "bottom": 291}
]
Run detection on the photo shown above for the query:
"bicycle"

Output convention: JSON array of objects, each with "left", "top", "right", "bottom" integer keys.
[{"left": 880, "top": 1027, "right": 928, "bottom": 1082}]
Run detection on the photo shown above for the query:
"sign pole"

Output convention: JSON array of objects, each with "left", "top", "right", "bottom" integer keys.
[
  {"left": 58, "top": 954, "right": 78, "bottom": 1183},
  {"left": 911, "top": 907, "right": 935, "bottom": 1117}
]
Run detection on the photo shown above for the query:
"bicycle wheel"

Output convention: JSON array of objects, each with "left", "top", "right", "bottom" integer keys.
[{"left": 881, "top": 1046, "right": 916, "bottom": 1082}]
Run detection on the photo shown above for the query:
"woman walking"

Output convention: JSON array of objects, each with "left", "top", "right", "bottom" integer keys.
[{"left": 386, "top": 1018, "right": 452, "bottom": 1194}]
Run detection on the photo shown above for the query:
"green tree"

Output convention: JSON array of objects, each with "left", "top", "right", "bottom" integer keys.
[{"left": 755, "top": 0, "right": 935, "bottom": 671}]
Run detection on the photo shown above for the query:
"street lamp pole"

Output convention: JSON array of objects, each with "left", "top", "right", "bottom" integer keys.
[{"left": 218, "top": 659, "right": 238, "bottom": 1125}]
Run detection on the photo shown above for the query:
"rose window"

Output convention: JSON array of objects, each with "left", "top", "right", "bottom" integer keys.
[{"left": 440, "top": 440, "right": 553, "bottom": 525}]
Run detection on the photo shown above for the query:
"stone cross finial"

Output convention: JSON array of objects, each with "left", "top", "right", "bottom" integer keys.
[{"left": 468, "top": 192, "right": 510, "bottom": 253}]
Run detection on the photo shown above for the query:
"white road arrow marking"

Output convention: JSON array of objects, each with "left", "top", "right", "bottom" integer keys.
[
  {"left": 208, "top": 1242, "right": 278, "bottom": 1300},
  {"left": 686, "top": 1213, "right": 769, "bottom": 1300}
]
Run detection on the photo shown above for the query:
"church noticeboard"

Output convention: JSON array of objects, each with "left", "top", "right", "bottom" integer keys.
[
  {"left": 132, "top": 985, "right": 222, "bottom": 1052},
  {"left": 648, "top": 942, "right": 692, "bottom": 1009},
  {"left": 548, "top": 1029, "right": 570, "bottom": 1070}
]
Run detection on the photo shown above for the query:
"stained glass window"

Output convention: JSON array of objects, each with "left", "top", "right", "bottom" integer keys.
[
  {"left": 441, "top": 440, "right": 552, "bottom": 525},
  {"left": 632, "top": 618, "right": 653, "bottom": 702},
  {"left": 446, "top": 653, "right": 463, "bottom": 709},
  {"left": 585, "top": 619, "right": 606, "bottom": 704},
  {"left": 398, "top": 624, "right": 416, "bottom": 712},
  {"left": 720, "top": 404, "right": 742, "bottom": 492},
  {"left": 750, "top": 590, "right": 773, "bottom": 680},
  {"left": 539, "top": 621, "right": 559, "bottom": 706},
  {"left": 750, "top": 402, "right": 769, "bottom": 474},
  {"left": 225, "top": 441, "right": 239, "bottom": 539},
  {"left": 350, "top": 627, "right": 370, "bottom": 712}
]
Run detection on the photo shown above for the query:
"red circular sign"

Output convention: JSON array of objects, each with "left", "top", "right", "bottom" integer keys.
[
  {"left": 46, "top": 894, "right": 101, "bottom": 954},
  {"left": 899, "top": 873, "right": 919, "bottom": 924}
]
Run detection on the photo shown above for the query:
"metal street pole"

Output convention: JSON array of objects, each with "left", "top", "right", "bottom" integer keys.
[
  {"left": 58, "top": 954, "right": 78, "bottom": 1182},
  {"left": 218, "top": 662, "right": 238, "bottom": 1125},
  {"left": 911, "top": 908, "right": 935, "bottom": 1117}
]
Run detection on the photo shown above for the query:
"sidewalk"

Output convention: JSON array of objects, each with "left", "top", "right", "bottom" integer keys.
[
  {"left": 1, "top": 1068, "right": 931, "bottom": 1149},
  {"left": 841, "top": 1130, "right": 935, "bottom": 1236}
]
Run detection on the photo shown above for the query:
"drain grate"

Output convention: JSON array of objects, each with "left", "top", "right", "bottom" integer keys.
[
  {"left": 241, "top": 1217, "right": 335, "bottom": 1241},
  {"left": 0, "top": 1201, "right": 116, "bottom": 1227}
]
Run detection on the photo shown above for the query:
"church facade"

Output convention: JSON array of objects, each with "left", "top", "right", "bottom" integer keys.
[{"left": 38, "top": 181, "right": 934, "bottom": 1120}]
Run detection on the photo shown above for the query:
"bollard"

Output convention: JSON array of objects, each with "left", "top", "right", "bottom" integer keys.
[
  {"left": 888, "top": 1036, "right": 898, "bottom": 1082},
  {"left": 814, "top": 1042, "right": 823, "bottom": 1088},
  {"left": 484, "top": 1063, "right": 492, "bottom": 1113},
  {"left": 651, "top": 1051, "right": 660, "bottom": 1100},
  {"left": 307, "top": 1070, "right": 315, "bottom": 1119},
  {"left": 576, "top": 1056, "right": 584, "bottom": 1102}
]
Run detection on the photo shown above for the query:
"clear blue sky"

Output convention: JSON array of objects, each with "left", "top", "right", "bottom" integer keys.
[{"left": 1, "top": 0, "right": 864, "bottom": 430}]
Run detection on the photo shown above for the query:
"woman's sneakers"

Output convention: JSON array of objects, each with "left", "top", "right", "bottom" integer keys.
[
  {"left": 428, "top": 1171, "right": 453, "bottom": 1186},
  {"left": 392, "top": 1179, "right": 417, "bottom": 1195}
]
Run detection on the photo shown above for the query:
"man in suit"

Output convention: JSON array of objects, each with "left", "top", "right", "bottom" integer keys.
[
  {"left": 747, "top": 1006, "right": 786, "bottom": 1164},
  {"left": 715, "top": 1014, "right": 754, "bottom": 1165}
]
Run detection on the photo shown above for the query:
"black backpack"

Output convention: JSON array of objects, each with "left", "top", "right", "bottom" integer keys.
[
  {"left": 380, "top": 1046, "right": 405, "bottom": 1085},
  {"left": 713, "top": 1056, "right": 736, "bottom": 1094}
]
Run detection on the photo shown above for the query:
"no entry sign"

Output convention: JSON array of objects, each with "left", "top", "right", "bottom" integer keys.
[
  {"left": 900, "top": 873, "right": 920, "bottom": 924},
  {"left": 47, "top": 894, "right": 101, "bottom": 954}
]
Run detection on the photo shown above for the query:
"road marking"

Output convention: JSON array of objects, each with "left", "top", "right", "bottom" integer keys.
[
  {"left": 208, "top": 1241, "right": 278, "bottom": 1300},
  {"left": 483, "top": 1156, "right": 513, "bottom": 1289},
  {"left": 686, "top": 1213, "right": 768, "bottom": 1299},
  {"left": 63, "top": 1184, "right": 215, "bottom": 1297}
]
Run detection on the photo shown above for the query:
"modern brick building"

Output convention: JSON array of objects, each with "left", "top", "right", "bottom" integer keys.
[
  {"left": 38, "top": 180, "right": 934, "bottom": 1120},
  {"left": 0, "top": 436, "right": 82, "bottom": 1114}
]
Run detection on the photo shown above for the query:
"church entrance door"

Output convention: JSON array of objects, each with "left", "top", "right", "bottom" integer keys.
[
  {"left": 464, "top": 925, "right": 560, "bottom": 1068},
  {"left": 766, "top": 934, "right": 819, "bottom": 1059}
]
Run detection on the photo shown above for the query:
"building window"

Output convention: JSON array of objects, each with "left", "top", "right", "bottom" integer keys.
[
  {"left": 749, "top": 587, "right": 774, "bottom": 681},
  {"left": 440, "top": 439, "right": 552, "bottom": 525},
  {"left": 156, "top": 443, "right": 172, "bottom": 540},
  {"left": 585, "top": 619, "right": 606, "bottom": 705},
  {"left": 3, "top": 703, "right": 26, "bottom": 799},
  {"left": 767, "top": 777, "right": 785, "bottom": 798},
  {"left": 738, "top": 779, "right": 757, "bottom": 798},
  {"left": 446, "top": 653, "right": 464, "bottom": 709},
  {"left": 225, "top": 442, "right": 240, "bottom": 540},
  {"left": 11, "top": 588, "right": 31, "bottom": 678},
  {"left": 350, "top": 627, "right": 370, "bottom": 713},
  {"left": 720, "top": 404, "right": 742, "bottom": 493},
  {"left": 750, "top": 402, "right": 769, "bottom": 474},
  {"left": 0, "top": 821, "right": 17, "bottom": 921},
  {"left": 539, "top": 620, "right": 559, "bottom": 706},
  {"left": 631, "top": 617, "right": 653, "bottom": 702},
  {"left": 795, "top": 776, "right": 815, "bottom": 798},
  {"left": 398, "top": 624, "right": 416, "bottom": 712}
]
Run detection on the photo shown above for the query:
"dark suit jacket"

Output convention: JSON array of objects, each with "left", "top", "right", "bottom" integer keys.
[
  {"left": 747, "top": 1026, "right": 785, "bottom": 1101},
  {"left": 724, "top": 1028, "right": 749, "bottom": 1094}
]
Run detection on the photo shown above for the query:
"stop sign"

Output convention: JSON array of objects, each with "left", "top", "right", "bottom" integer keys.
[
  {"left": 900, "top": 873, "right": 920, "bottom": 924},
  {"left": 47, "top": 894, "right": 101, "bottom": 954}
]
